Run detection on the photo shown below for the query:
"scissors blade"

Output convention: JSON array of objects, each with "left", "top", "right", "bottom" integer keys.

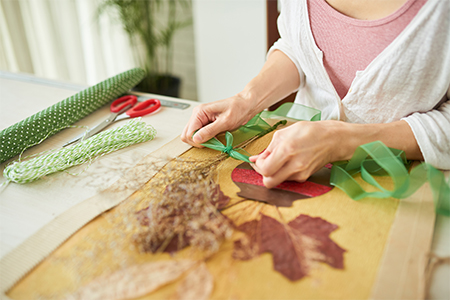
[
  {"left": 62, "top": 113, "right": 118, "bottom": 147},
  {"left": 80, "top": 118, "right": 116, "bottom": 141}
]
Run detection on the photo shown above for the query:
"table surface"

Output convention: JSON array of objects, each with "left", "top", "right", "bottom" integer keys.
[{"left": 0, "top": 71, "right": 448, "bottom": 299}]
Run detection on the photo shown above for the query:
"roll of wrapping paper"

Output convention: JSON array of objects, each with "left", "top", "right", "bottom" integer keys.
[{"left": 0, "top": 68, "right": 146, "bottom": 163}]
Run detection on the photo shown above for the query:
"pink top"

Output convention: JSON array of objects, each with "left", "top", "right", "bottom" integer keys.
[{"left": 308, "top": 0, "right": 427, "bottom": 99}]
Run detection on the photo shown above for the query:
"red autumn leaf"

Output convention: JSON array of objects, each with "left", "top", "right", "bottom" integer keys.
[{"left": 233, "top": 214, "right": 345, "bottom": 281}]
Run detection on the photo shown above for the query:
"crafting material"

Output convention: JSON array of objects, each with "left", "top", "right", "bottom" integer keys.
[
  {"left": 233, "top": 213, "right": 345, "bottom": 281},
  {"left": 202, "top": 131, "right": 254, "bottom": 163},
  {"left": 231, "top": 162, "right": 333, "bottom": 206},
  {"left": 260, "top": 102, "right": 321, "bottom": 121},
  {"left": 0, "top": 68, "right": 146, "bottom": 163},
  {"left": 331, "top": 141, "right": 450, "bottom": 216},
  {"left": 67, "top": 260, "right": 198, "bottom": 300},
  {"left": 134, "top": 158, "right": 233, "bottom": 255},
  {"left": 3, "top": 118, "right": 156, "bottom": 184},
  {"left": 63, "top": 95, "right": 160, "bottom": 147},
  {"left": 4, "top": 128, "right": 436, "bottom": 300}
]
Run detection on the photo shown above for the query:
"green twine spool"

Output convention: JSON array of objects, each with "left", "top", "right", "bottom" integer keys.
[{"left": 3, "top": 118, "right": 156, "bottom": 184}]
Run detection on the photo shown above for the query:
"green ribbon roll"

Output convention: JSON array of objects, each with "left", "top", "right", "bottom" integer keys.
[
  {"left": 330, "top": 141, "right": 450, "bottom": 216},
  {"left": 0, "top": 68, "right": 146, "bottom": 163},
  {"left": 200, "top": 103, "right": 321, "bottom": 163}
]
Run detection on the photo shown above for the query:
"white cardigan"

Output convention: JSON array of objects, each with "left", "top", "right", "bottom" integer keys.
[{"left": 269, "top": 0, "right": 450, "bottom": 169}]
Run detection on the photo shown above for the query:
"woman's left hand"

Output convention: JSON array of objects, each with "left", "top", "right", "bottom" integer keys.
[{"left": 249, "top": 120, "right": 344, "bottom": 188}]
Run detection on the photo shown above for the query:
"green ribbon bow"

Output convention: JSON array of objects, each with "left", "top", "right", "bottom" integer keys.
[{"left": 202, "top": 131, "right": 252, "bottom": 163}]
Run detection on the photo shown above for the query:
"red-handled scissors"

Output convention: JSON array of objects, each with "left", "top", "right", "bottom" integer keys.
[{"left": 63, "top": 95, "right": 160, "bottom": 147}]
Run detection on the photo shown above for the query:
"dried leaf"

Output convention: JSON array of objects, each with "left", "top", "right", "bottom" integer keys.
[
  {"left": 67, "top": 260, "right": 195, "bottom": 300},
  {"left": 177, "top": 262, "right": 213, "bottom": 300},
  {"left": 233, "top": 214, "right": 345, "bottom": 281},
  {"left": 210, "top": 184, "right": 231, "bottom": 210},
  {"left": 135, "top": 183, "right": 232, "bottom": 254}
]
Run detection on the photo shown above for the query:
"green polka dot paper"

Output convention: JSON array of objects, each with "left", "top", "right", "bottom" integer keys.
[{"left": 0, "top": 68, "right": 146, "bottom": 164}]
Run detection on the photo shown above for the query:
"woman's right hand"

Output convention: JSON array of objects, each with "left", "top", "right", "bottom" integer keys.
[{"left": 181, "top": 94, "right": 256, "bottom": 147}]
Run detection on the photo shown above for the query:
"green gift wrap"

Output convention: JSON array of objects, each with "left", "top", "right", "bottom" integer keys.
[{"left": 0, "top": 68, "right": 146, "bottom": 163}]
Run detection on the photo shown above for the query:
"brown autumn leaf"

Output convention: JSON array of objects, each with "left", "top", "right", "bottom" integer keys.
[
  {"left": 176, "top": 262, "right": 213, "bottom": 300},
  {"left": 66, "top": 260, "right": 196, "bottom": 300},
  {"left": 233, "top": 214, "right": 345, "bottom": 281}
]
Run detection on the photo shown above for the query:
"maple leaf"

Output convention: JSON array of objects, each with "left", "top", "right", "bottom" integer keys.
[{"left": 233, "top": 214, "right": 345, "bottom": 281}]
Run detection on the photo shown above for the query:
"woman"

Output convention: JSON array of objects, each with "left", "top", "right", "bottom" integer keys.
[{"left": 181, "top": 0, "right": 450, "bottom": 189}]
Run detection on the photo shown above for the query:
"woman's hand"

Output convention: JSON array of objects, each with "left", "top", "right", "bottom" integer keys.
[
  {"left": 181, "top": 50, "right": 301, "bottom": 147},
  {"left": 181, "top": 95, "right": 256, "bottom": 147},
  {"left": 250, "top": 121, "right": 344, "bottom": 188},
  {"left": 250, "top": 119, "right": 423, "bottom": 189}
]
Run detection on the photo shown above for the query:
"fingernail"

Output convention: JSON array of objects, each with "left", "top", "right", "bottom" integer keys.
[{"left": 193, "top": 132, "right": 203, "bottom": 144}]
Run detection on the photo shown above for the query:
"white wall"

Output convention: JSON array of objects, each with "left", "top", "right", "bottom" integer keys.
[{"left": 193, "top": 0, "right": 267, "bottom": 102}]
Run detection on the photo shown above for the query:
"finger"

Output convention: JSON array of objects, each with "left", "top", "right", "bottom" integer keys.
[
  {"left": 249, "top": 149, "right": 270, "bottom": 163},
  {"left": 185, "top": 114, "right": 209, "bottom": 140},
  {"left": 253, "top": 141, "right": 290, "bottom": 177},
  {"left": 263, "top": 158, "right": 323, "bottom": 189},
  {"left": 262, "top": 160, "right": 309, "bottom": 189},
  {"left": 182, "top": 108, "right": 213, "bottom": 146},
  {"left": 181, "top": 123, "right": 204, "bottom": 147},
  {"left": 261, "top": 161, "right": 291, "bottom": 189},
  {"left": 193, "top": 117, "right": 231, "bottom": 144}
]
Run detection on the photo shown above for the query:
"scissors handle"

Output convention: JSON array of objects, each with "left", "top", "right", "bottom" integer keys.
[
  {"left": 111, "top": 95, "right": 137, "bottom": 113},
  {"left": 126, "top": 99, "right": 161, "bottom": 118}
]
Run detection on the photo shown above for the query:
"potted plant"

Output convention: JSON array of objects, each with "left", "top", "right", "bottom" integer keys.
[{"left": 97, "top": 0, "right": 192, "bottom": 97}]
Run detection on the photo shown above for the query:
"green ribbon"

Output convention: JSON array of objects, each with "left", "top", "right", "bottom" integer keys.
[
  {"left": 330, "top": 141, "right": 450, "bottom": 216},
  {"left": 260, "top": 102, "right": 321, "bottom": 121},
  {"left": 200, "top": 103, "right": 321, "bottom": 163}
]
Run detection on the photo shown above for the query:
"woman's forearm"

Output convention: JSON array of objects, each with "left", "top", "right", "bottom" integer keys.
[
  {"left": 237, "top": 50, "right": 301, "bottom": 115},
  {"left": 333, "top": 120, "right": 424, "bottom": 161}
]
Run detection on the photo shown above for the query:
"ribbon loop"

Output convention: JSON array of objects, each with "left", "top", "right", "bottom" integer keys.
[
  {"left": 222, "top": 132, "right": 234, "bottom": 155},
  {"left": 330, "top": 141, "right": 450, "bottom": 216}
]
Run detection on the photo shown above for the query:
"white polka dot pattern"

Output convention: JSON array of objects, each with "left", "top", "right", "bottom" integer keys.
[{"left": 0, "top": 68, "right": 146, "bottom": 163}]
